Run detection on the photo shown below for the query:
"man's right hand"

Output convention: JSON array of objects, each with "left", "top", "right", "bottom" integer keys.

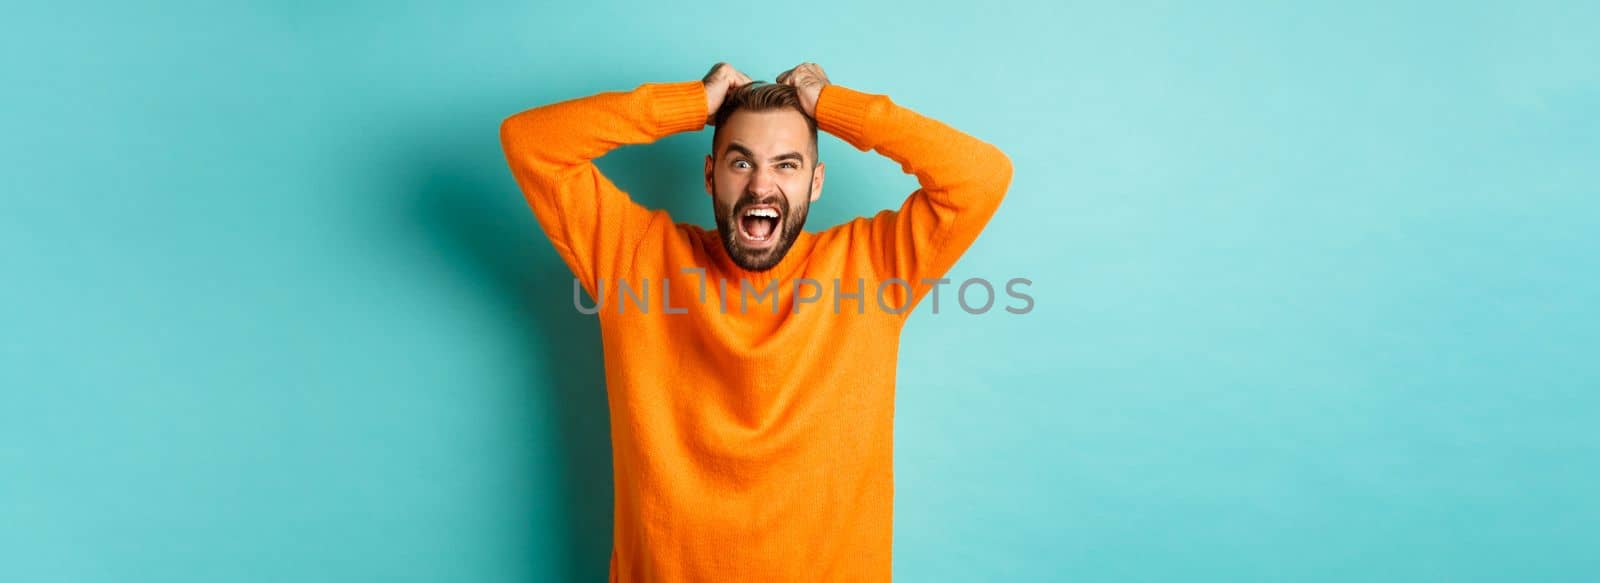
[{"left": 702, "top": 62, "right": 754, "bottom": 126}]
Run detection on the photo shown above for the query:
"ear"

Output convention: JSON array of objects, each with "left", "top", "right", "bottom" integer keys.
[
  {"left": 704, "top": 154, "right": 714, "bottom": 197},
  {"left": 809, "top": 161, "right": 825, "bottom": 203}
]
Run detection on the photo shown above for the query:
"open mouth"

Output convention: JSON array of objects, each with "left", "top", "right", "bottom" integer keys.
[{"left": 736, "top": 204, "right": 783, "bottom": 249}]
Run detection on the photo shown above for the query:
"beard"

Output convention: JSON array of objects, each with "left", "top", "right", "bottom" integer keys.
[{"left": 712, "top": 176, "right": 812, "bottom": 272}]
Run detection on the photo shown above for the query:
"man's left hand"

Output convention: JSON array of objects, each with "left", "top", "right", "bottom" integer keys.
[{"left": 776, "top": 63, "right": 830, "bottom": 118}]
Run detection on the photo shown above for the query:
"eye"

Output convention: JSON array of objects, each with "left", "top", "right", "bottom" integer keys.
[
  {"left": 779, "top": 162, "right": 798, "bottom": 170},
  {"left": 732, "top": 159, "right": 751, "bottom": 169}
]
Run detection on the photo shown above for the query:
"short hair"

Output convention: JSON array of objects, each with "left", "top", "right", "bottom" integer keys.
[{"left": 711, "top": 82, "right": 819, "bottom": 164}]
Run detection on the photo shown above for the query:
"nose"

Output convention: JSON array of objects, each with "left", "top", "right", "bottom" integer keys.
[{"left": 747, "top": 167, "right": 779, "bottom": 197}]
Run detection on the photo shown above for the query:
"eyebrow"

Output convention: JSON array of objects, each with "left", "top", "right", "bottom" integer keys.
[{"left": 724, "top": 142, "right": 806, "bottom": 165}]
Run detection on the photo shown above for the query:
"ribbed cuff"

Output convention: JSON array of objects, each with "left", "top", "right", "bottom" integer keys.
[
  {"left": 815, "top": 84, "right": 877, "bottom": 150},
  {"left": 647, "top": 80, "right": 708, "bottom": 137}
]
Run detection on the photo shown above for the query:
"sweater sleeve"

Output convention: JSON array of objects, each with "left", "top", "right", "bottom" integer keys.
[
  {"left": 499, "top": 80, "right": 707, "bottom": 299},
  {"left": 814, "top": 84, "right": 1014, "bottom": 315}
]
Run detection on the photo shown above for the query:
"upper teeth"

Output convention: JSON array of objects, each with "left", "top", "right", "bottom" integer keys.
[{"left": 745, "top": 208, "right": 779, "bottom": 218}]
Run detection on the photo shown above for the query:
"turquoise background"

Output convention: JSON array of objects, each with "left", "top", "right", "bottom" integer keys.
[{"left": 3, "top": 1, "right": 1597, "bottom": 581}]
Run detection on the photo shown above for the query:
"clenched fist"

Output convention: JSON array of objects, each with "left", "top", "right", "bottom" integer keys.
[
  {"left": 702, "top": 62, "right": 754, "bottom": 126},
  {"left": 775, "top": 63, "right": 830, "bottom": 118}
]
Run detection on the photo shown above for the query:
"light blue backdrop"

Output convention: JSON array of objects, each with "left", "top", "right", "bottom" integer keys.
[{"left": 3, "top": 1, "right": 1597, "bottom": 581}]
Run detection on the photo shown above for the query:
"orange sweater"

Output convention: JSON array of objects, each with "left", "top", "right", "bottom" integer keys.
[{"left": 500, "top": 79, "right": 1012, "bottom": 581}]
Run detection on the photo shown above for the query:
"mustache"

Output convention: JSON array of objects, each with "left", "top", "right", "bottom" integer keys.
[{"left": 732, "top": 193, "right": 787, "bottom": 213}]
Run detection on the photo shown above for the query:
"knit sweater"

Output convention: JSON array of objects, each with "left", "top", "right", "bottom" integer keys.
[{"left": 499, "top": 78, "right": 1012, "bottom": 582}]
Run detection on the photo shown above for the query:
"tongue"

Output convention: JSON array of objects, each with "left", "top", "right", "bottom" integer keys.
[{"left": 744, "top": 216, "right": 775, "bottom": 239}]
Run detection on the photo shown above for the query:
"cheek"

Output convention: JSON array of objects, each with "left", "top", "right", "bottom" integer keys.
[
  {"left": 787, "top": 196, "right": 807, "bottom": 218},
  {"left": 712, "top": 186, "right": 740, "bottom": 210},
  {"left": 713, "top": 170, "right": 744, "bottom": 194}
]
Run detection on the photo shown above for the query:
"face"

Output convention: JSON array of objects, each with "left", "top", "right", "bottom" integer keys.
[{"left": 705, "top": 109, "right": 825, "bottom": 272}]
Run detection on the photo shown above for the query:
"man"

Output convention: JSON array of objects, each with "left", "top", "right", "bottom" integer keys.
[{"left": 500, "top": 61, "right": 1012, "bottom": 581}]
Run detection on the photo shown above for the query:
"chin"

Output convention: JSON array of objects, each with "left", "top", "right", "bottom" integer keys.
[{"left": 722, "top": 233, "right": 786, "bottom": 272}]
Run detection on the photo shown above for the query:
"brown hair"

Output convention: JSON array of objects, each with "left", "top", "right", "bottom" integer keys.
[{"left": 711, "top": 82, "right": 819, "bottom": 163}]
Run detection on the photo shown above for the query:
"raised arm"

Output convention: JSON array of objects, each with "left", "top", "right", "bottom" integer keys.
[
  {"left": 780, "top": 64, "right": 1014, "bottom": 315},
  {"left": 498, "top": 78, "right": 707, "bottom": 298}
]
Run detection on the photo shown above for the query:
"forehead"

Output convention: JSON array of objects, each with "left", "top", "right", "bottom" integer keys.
[{"left": 715, "top": 109, "right": 812, "bottom": 157}]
